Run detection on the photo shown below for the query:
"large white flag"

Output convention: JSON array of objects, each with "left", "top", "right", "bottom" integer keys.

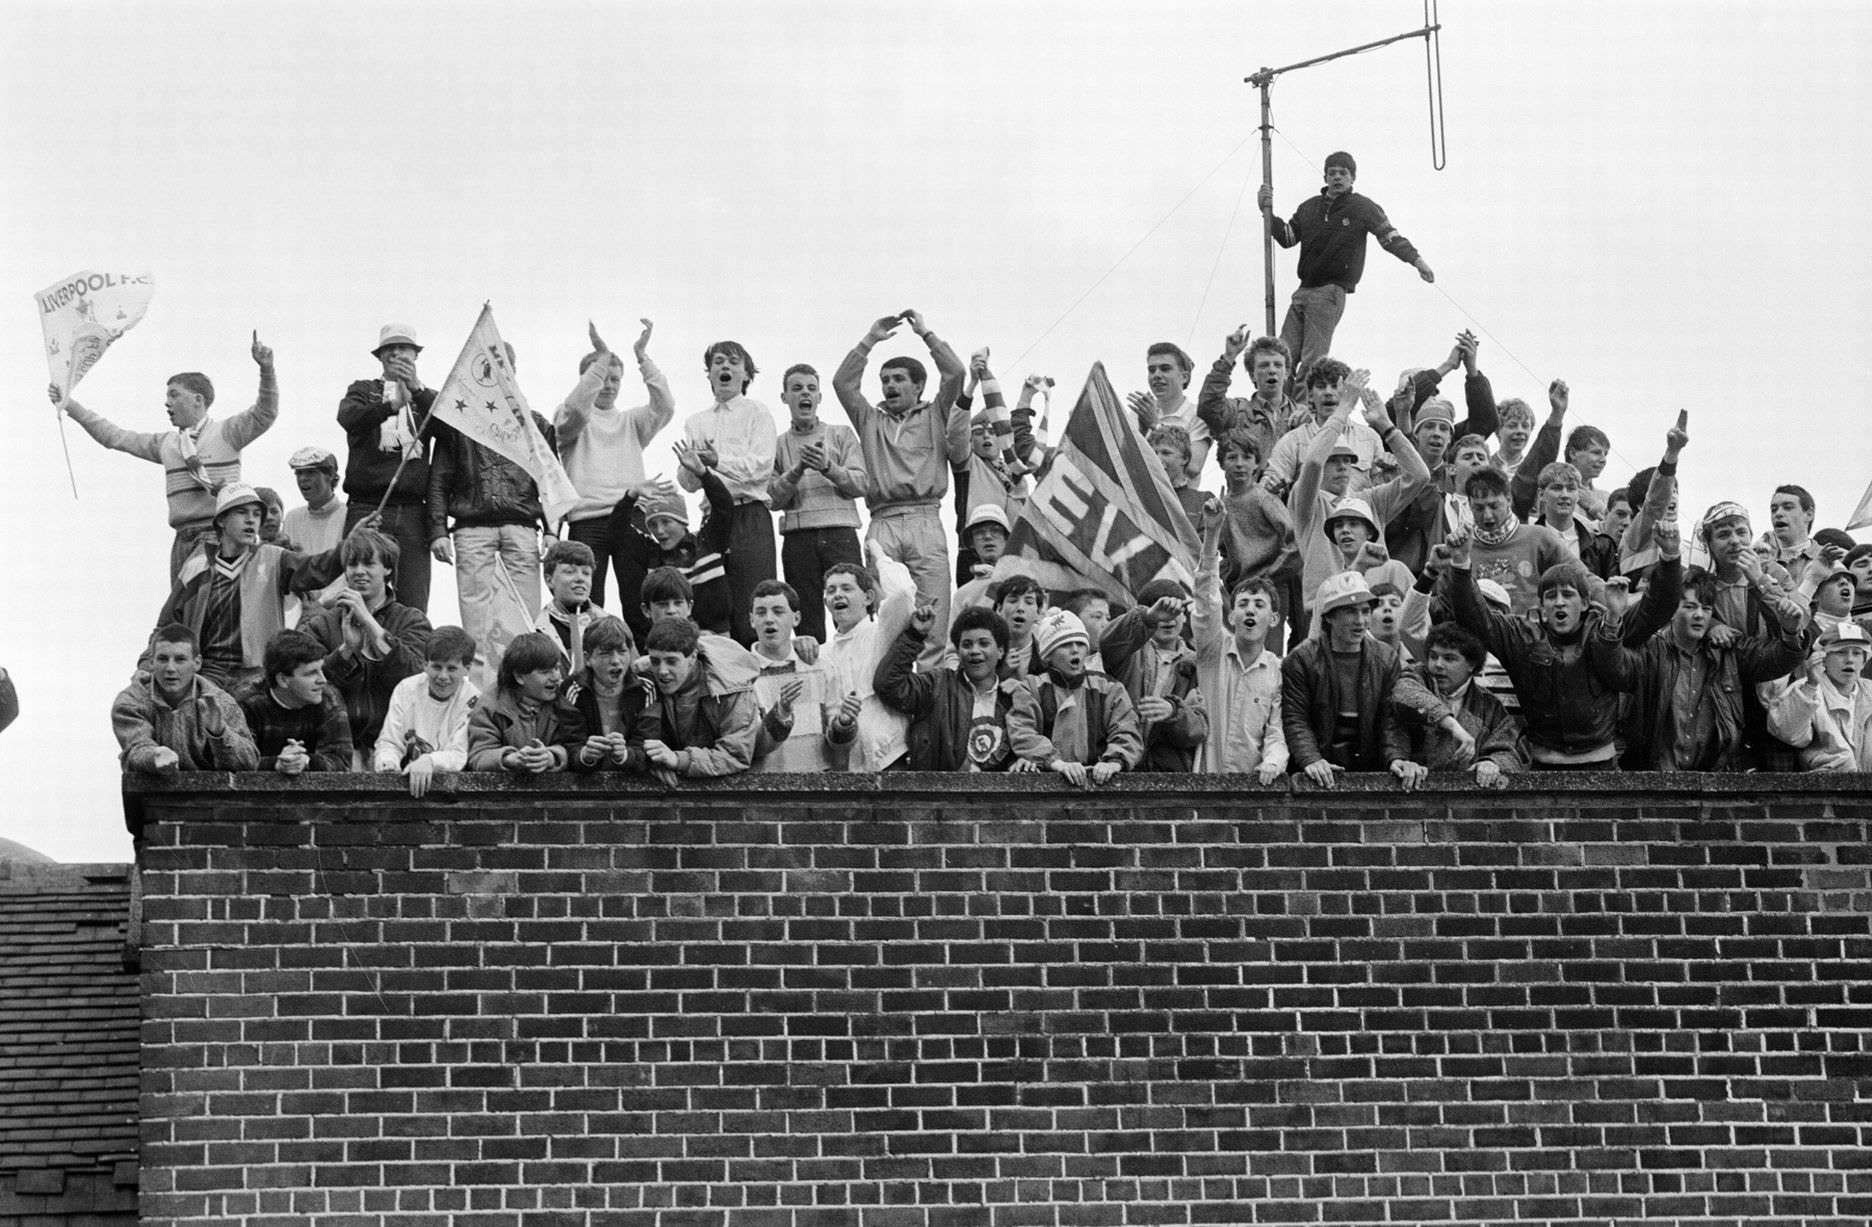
[
  {"left": 430, "top": 304, "right": 580, "bottom": 524},
  {"left": 36, "top": 270, "right": 155, "bottom": 398}
]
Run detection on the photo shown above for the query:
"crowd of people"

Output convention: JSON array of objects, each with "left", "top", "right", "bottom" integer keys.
[{"left": 69, "top": 157, "right": 1872, "bottom": 792}]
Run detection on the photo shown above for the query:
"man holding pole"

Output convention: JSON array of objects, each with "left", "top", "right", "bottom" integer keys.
[
  {"left": 338, "top": 324, "right": 437, "bottom": 613},
  {"left": 1259, "top": 152, "right": 1434, "bottom": 385}
]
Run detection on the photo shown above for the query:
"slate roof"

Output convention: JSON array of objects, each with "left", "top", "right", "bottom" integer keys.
[{"left": 0, "top": 861, "right": 138, "bottom": 1194}]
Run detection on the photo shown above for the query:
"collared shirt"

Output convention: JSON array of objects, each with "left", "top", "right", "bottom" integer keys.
[
  {"left": 1663, "top": 638, "right": 1717, "bottom": 771},
  {"left": 679, "top": 395, "right": 778, "bottom": 505},
  {"left": 1189, "top": 545, "right": 1290, "bottom": 777},
  {"left": 1204, "top": 643, "right": 1287, "bottom": 775}
]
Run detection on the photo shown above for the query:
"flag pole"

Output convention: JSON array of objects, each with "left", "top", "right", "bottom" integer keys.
[
  {"left": 371, "top": 410, "right": 437, "bottom": 522},
  {"left": 54, "top": 410, "right": 78, "bottom": 498}
]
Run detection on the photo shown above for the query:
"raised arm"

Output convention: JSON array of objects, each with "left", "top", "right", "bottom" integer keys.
[
  {"left": 1190, "top": 499, "right": 1226, "bottom": 652},
  {"left": 54, "top": 391, "right": 162, "bottom": 461},
  {"left": 1455, "top": 334, "right": 1498, "bottom": 441},
  {"left": 551, "top": 322, "right": 614, "bottom": 448},
  {"left": 1367, "top": 383, "right": 1431, "bottom": 489},
  {"left": 833, "top": 315, "right": 902, "bottom": 426},
  {"left": 1288, "top": 398, "right": 1354, "bottom": 520},
  {"left": 1197, "top": 327, "right": 1250, "bottom": 436},
  {"left": 1441, "top": 530, "right": 1523, "bottom": 661},
  {"left": 630, "top": 320, "right": 675, "bottom": 445},
  {"left": 872, "top": 612, "right": 940, "bottom": 718},
  {"left": 1511, "top": 380, "right": 1567, "bottom": 519},
  {"left": 901, "top": 310, "right": 969, "bottom": 467},
  {"left": 221, "top": 332, "right": 280, "bottom": 450},
  {"left": 1623, "top": 412, "right": 1688, "bottom": 562}
]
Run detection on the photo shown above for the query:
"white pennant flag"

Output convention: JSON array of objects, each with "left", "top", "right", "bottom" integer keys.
[
  {"left": 429, "top": 304, "right": 580, "bottom": 524},
  {"left": 1847, "top": 477, "right": 1872, "bottom": 532},
  {"left": 36, "top": 269, "right": 154, "bottom": 399}
]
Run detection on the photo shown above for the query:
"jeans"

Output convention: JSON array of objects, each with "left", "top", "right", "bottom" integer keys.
[
  {"left": 344, "top": 501, "right": 433, "bottom": 614},
  {"left": 453, "top": 524, "right": 541, "bottom": 693},
  {"left": 1278, "top": 283, "right": 1347, "bottom": 384},
  {"left": 724, "top": 501, "right": 778, "bottom": 647},
  {"left": 566, "top": 515, "right": 620, "bottom": 609}
]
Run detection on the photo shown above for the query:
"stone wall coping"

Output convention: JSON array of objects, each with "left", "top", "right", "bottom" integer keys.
[{"left": 122, "top": 770, "right": 1872, "bottom": 834}]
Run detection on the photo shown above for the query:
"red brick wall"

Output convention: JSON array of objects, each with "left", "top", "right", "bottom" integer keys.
[{"left": 131, "top": 775, "right": 1872, "bottom": 1226}]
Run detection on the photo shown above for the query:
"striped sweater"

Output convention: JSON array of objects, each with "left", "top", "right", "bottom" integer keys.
[{"left": 65, "top": 374, "right": 278, "bottom": 529}]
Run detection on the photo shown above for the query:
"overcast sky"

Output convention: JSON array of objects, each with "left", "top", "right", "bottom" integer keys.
[{"left": 4, "top": 1, "right": 1868, "bottom": 863}]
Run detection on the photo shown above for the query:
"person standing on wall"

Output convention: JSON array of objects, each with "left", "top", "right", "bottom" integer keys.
[{"left": 1259, "top": 151, "right": 1434, "bottom": 386}]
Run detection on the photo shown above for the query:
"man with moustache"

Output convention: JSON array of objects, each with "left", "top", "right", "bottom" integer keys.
[{"left": 832, "top": 308, "right": 968, "bottom": 668}]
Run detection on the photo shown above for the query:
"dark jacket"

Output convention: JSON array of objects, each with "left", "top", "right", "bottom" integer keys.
[
  {"left": 1390, "top": 667, "right": 1525, "bottom": 774},
  {"left": 608, "top": 470, "right": 734, "bottom": 642},
  {"left": 873, "top": 624, "right": 1019, "bottom": 772},
  {"left": 427, "top": 416, "right": 556, "bottom": 539},
  {"left": 1443, "top": 557, "right": 1683, "bottom": 758},
  {"left": 558, "top": 669, "right": 654, "bottom": 772},
  {"left": 300, "top": 599, "right": 433, "bottom": 747},
  {"left": 1280, "top": 636, "right": 1410, "bottom": 773},
  {"left": 628, "top": 636, "right": 762, "bottom": 777},
  {"left": 338, "top": 380, "right": 437, "bottom": 506},
  {"left": 1098, "top": 608, "right": 1208, "bottom": 772},
  {"left": 466, "top": 688, "right": 588, "bottom": 772},
  {"left": 1271, "top": 188, "right": 1422, "bottom": 292},
  {"left": 1592, "top": 609, "right": 1809, "bottom": 772}
]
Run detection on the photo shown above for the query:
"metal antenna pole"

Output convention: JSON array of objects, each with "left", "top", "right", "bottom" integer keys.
[{"left": 1256, "top": 76, "right": 1277, "bottom": 338}]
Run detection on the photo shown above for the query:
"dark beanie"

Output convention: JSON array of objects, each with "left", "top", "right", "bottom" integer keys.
[{"left": 1325, "top": 151, "right": 1357, "bottom": 176}]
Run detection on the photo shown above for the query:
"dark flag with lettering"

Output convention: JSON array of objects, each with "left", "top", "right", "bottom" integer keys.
[{"left": 993, "top": 363, "right": 1198, "bottom": 602}]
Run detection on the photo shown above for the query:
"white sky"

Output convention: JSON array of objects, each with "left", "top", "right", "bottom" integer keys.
[{"left": 3, "top": 1, "right": 1868, "bottom": 863}]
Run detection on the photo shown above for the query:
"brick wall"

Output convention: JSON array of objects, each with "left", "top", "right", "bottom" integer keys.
[{"left": 132, "top": 774, "right": 1872, "bottom": 1226}]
